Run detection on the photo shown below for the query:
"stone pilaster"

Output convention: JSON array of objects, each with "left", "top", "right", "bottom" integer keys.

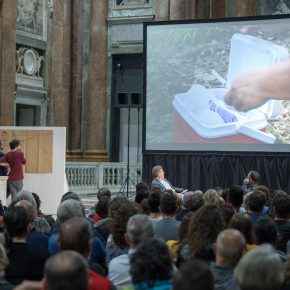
[
  {"left": 170, "top": 0, "right": 186, "bottom": 20},
  {"left": 47, "top": 0, "right": 71, "bottom": 144},
  {"left": 236, "top": 0, "right": 256, "bottom": 16},
  {"left": 156, "top": 0, "right": 170, "bottom": 21},
  {"left": 0, "top": 0, "right": 16, "bottom": 125},
  {"left": 86, "top": 0, "right": 108, "bottom": 161}
]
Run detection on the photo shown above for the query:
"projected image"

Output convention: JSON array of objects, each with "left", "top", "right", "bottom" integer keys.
[{"left": 145, "top": 17, "right": 290, "bottom": 152}]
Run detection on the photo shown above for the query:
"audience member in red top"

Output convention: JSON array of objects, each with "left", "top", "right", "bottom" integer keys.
[{"left": 0, "top": 139, "right": 26, "bottom": 202}]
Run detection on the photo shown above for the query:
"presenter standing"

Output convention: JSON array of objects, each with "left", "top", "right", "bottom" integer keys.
[{"left": 0, "top": 139, "right": 26, "bottom": 201}]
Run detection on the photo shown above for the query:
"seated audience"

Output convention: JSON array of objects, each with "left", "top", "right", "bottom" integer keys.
[
  {"left": 210, "top": 229, "right": 245, "bottom": 290},
  {"left": 134, "top": 182, "right": 149, "bottom": 204},
  {"left": 153, "top": 191, "right": 180, "bottom": 242},
  {"left": 175, "top": 191, "right": 194, "bottom": 221},
  {"left": 108, "top": 214, "right": 154, "bottom": 289},
  {"left": 204, "top": 189, "right": 224, "bottom": 206},
  {"left": 246, "top": 190, "right": 266, "bottom": 224},
  {"left": 179, "top": 204, "right": 224, "bottom": 264},
  {"left": 148, "top": 188, "right": 163, "bottom": 223},
  {"left": 234, "top": 244, "right": 283, "bottom": 290},
  {"left": 254, "top": 217, "right": 287, "bottom": 262},
  {"left": 43, "top": 250, "right": 89, "bottom": 290},
  {"left": 272, "top": 195, "right": 290, "bottom": 253},
  {"left": 229, "top": 213, "right": 256, "bottom": 252},
  {"left": 58, "top": 217, "right": 114, "bottom": 289},
  {"left": 92, "top": 196, "right": 110, "bottom": 223},
  {"left": 106, "top": 202, "right": 140, "bottom": 266},
  {"left": 173, "top": 259, "right": 214, "bottom": 290},
  {"left": 4, "top": 205, "right": 49, "bottom": 285},
  {"left": 226, "top": 185, "right": 245, "bottom": 213},
  {"left": 130, "top": 239, "right": 173, "bottom": 290},
  {"left": 218, "top": 203, "right": 236, "bottom": 227}
]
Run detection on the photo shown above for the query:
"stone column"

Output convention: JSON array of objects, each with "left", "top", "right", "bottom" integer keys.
[
  {"left": 0, "top": 0, "right": 16, "bottom": 125},
  {"left": 47, "top": 0, "right": 72, "bottom": 144},
  {"left": 86, "top": 0, "right": 108, "bottom": 161},
  {"left": 68, "top": 0, "right": 84, "bottom": 153},
  {"left": 170, "top": 0, "right": 185, "bottom": 20},
  {"left": 236, "top": 0, "right": 256, "bottom": 16},
  {"left": 211, "top": 0, "right": 227, "bottom": 18},
  {"left": 156, "top": 0, "right": 170, "bottom": 21}
]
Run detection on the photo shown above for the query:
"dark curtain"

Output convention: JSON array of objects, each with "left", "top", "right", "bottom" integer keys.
[{"left": 142, "top": 152, "right": 290, "bottom": 193}]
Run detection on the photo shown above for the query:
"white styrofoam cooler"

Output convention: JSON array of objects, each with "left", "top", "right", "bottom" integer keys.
[{"left": 172, "top": 33, "right": 289, "bottom": 144}]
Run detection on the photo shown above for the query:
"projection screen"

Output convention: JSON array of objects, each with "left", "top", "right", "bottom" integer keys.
[{"left": 144, "top": 15, "right": 290, "bottom": 152}]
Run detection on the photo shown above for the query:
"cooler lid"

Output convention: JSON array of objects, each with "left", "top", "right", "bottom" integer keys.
[{"left": 226, "top": 34, "right": 289, "bottom": 118}]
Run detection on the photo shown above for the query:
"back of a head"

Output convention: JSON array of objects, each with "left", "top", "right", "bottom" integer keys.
[
  {"left": 9, "top": 139, "right": 20, "bottom": 150},
  {"left": 148, "top": 188, "right": 162, "bottom": 213},
  {"left": 14, "top": 190, "right": 37, "bottom": 212},
  {"left": 44, "top": 250, "right": 88, "bottom": 290},
  {"left": 218, "top": 203, "right": 236, "bottom": 227},
  {"left": 15, "top": 200, "right": 36, "bottom": 223},
  {"left": 126, "top": 214, "right": 154, "bottom": 247},
  {"left": 61, "top": 192, "right": 81, "bottom": 203},
  {"left": 160, "top": 191, "right": 177, "bottom": 215},
  {"left": 187, "top": 192, "right": 204, "bottom": 212},
  {"left": 130, "top": 238, "right": 172, "bottom": 285},
  {"left": 254, "top": 217, "right": 278, "bottom": 246},
  {"left": 216, "top": 229, "right": 245, "bottom": 266},
  {"left": 152, "top": 165, "right": 162, "bottom": 178},
  {"left": 32, "top": 192, "right": 41, "bottom": 211},
  {"left": 95, "top": 196, "right": 110, "bottom": 218},
  {"left": 227, "top": 185, "right": 244, "bottom": 208},
  {"left": 248, "top": 190, "right": 266, "bottom": 213},
  {"left": 59, "top": 217, "right": 92, "bottom": 256},
  {"left": 4, "top": 205, "right": 29, "bottom": 238},
  {"left": 234, "top": 244, "right": 283, "bottom": 290},
  {"left": 204, "top": 189, "right": 222, "bottom": 205},
  {"left": 108, "top": 196, "right": 130, "bottom": 218},
  {"left": 229, "top": 213, "right": 254, "bottom": 244},
  {"left": 273, "top": 195, "right": 290, "bottom": 219},
  {"left": 248, "top": 171, "right": 260, "bottom": 183},
  {"left": 182, "top": 192, "right": 194, "bottom": 209},
  {"left": 97, "top": 187, "right": 111, "bottom": 200},
  {"left": 135, "top": 182, "right": 149, "bottom": 204},
  {"left": 173, "top": 259, "right": 214, "bottom": 290},
  {"left": 57, "top": 199, "right": 83, "bottom": 224}
]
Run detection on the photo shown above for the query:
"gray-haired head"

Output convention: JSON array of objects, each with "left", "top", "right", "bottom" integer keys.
[
  {"left": 152, "top": 165, "right": 162, "bottom": 178},
  {"left": 126, "top": 214, "right": 154, "bottom": 247},
  {"left": 15, "top": 190, "right": 37, "bottom": 212},
  {"left": 57, "top": 199, "right": 84, "bottom": 224},
  {"left": 234, "top": 244, "right": 283, "bottom": 290},
  {"left": 216, "top": 229, "right": 245, "bottom": 266},
  {"left": 182, "top": 191, "right": 194, "bottom": 208}
]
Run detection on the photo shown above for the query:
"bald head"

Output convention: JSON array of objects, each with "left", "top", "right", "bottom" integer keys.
[{"left": 215, "top": 229, "right": 245, "bottom": 266}]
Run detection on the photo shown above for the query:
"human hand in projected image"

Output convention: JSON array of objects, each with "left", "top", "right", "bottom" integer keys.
[{"left": 224, "top": 60, "right": 290, "bottom": 112}]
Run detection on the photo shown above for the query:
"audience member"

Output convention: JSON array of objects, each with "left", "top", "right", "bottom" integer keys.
[
  {"left": 246, "top": 190, "right": 266, "bottom": 224},
  {"left": 88, "top": 188, "right": 112, "bottom": 220},
  {"left": 0, "top": 235, "right": 13, "bottom": 290},
  {"left": 58, "top": 217, "right": 114, "bottom": 290},
  {"left": 218, "top": 203, "right": 236, "bottom": 227},
  {"left": 148, "top": 188, "right": 163, "bottom": 223},
  {"left": 203, "top": 189, "right": 224, "bottom": 206},
  {"left": 130, "top": 239, "right": 173, "bottom": 290},
  {"left": 175, "top": 191, "right": 194, "bottom": 221},
  {"left": 227, "top": 185, "right": 245, "bottom": 212},
  {"left": 272, "top": 195, "right": 290, "bottom": 253},
  {"left": 92, "top": 196, "right": 110, "bottom": 223},
  {"left": 210, "top": 229, "right": 245, "bottom": 290},
  {"left": 242, "top": 170, "right": 259, "bottom": 194},
  {"left": 187, "top": 190, "right": 205, "bottom": 212},
  {"left": 234, "top": 244, "right": 283, "bottom": 290},
  {"left": 179, "top": 204, "right": 224, "bottom": 264},
  {"left": 153, "top": 191, "right": 180, "bottom": 242},
  {"left": 108, "top": 214, "right": 154, "bottom": 289},
  {"left": 4, "top": 205, "right": 49, "bottom": 285},
  {"left": 43, "top": 250, "right": 89, "bottom": 290},
  {"left": 106, "top": 202, "right": 140, "bottom": 266},
  {"left": 229, "top": 213, "right": 256, "bottom": 252},
  {"left": 135, "top": 182, "right": 149, "bottom": 204},
  {"left": 173, "top": 259, "right": 214, "bottom": 290},
  {"left": 254, "top": 217, "right": 287, "bottom": 262}
]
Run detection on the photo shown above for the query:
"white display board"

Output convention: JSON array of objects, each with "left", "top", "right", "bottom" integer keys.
[{"left": 0, "top": 127, "right": 66, "bottom": 214}]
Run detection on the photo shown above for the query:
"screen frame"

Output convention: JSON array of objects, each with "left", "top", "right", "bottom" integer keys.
[{"left": 143, "top": 14, "right": 290, "bottom": 155}]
